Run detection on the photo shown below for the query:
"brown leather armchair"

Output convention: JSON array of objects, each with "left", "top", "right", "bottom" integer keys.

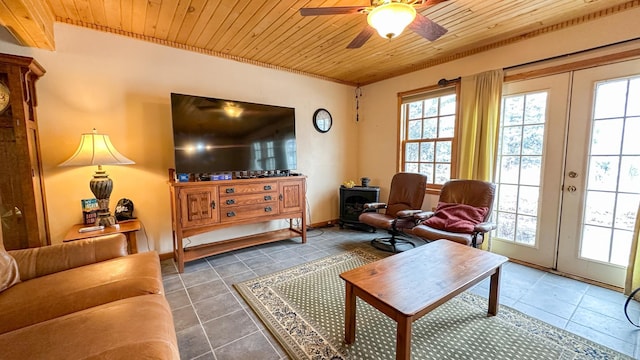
[
  {"left": 358, "top": 172, "right": 427, "bottom": 252},
  {"left": 411, "top": 179, "right": 496, "bottom": 248}
]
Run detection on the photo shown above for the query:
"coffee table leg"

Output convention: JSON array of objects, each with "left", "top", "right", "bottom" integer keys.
[
  {"left": 396, "top": 316, "right": 412, "bottom": 360},
  {"left": 345, "top": 282, "right": 356, "bottom": 344},
  {"left": 488, "top": 265, "right": 502, "bottom": 316}
]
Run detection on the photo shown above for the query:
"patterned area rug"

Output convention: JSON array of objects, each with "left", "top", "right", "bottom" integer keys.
[{"left": 235, "top": 248, "right": 633, "bottom": 360}]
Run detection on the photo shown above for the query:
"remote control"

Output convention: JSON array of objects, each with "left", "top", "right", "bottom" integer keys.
[{"left": 78, "top": 225, "right": 104, "bottom": 233}]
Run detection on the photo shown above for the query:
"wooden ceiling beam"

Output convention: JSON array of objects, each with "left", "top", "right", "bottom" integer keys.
[{"left": 0, "top": 0, "right": 55, "bottom": 50}]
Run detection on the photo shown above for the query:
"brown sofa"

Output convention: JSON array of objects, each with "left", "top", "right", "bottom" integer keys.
[{"left": 0, "top": 234, "right": 179, "bottom": 359}]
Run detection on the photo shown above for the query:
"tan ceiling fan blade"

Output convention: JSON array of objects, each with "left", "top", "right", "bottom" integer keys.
[
  {"left": 408, "top": 14, "right": 447, "bottom": 42},
  {"left": 347, "top": 26, "right": 375, "bottom": 49},
  {"left": 414, "top": 0, "right": 450, "bottom": 9},
  {"left": 299, "top": 6, "right": 367, "bottom": 16}
]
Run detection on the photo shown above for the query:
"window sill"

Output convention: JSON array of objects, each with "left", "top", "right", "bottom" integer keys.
[{"left": 425, "top": 188, "right": 441, "bottom": 196}]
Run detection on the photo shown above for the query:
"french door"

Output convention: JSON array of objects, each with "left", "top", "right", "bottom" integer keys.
[
  {"left": 491, "top": 73, "right": 569, "bottom": 268},
  {"left": 557, "top": 60, "right": 640, "bottom": 286},
  {"left": 493, "top": 59, "right": 640, "bottom": 287}
]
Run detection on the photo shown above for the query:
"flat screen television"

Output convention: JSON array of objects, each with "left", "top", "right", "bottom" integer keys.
[{"left": 170, "top": 93, "right": 297, "bottom": 174}]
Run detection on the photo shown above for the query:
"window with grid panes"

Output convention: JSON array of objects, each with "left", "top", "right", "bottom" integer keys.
[{"left": 400, "top": 86, "right": 458, "bottom": 190}]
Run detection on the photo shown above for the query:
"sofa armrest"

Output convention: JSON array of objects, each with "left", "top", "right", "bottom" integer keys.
[{"left": 8, "top": 234, "right": 128, "bottom": 281}]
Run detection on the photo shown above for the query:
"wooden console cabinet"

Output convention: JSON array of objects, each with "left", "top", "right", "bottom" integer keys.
[{"left": 169, "top": 176, "right": 306, "bottom": 272}]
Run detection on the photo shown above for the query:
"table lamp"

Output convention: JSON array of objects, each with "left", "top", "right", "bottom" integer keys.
[{"left": 59, "top": 129, "right": 134, "bottom": 227}]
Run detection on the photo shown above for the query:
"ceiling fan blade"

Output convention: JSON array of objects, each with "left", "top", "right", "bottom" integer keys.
[
  {"left": 408, "top": 14, "right": 448, "bottom": 42},
  {"left": 299, "top": 6, "right": 366, "bottom": 16},
  {"left": 414, "top": 0, "right": 449, "bottom": 9},
  {"left": 347, "top": 26, "right": 375, "bottom": 49}
]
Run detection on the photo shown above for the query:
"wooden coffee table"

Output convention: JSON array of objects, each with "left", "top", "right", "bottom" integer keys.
[{"left": 340, "top": 240, "right": 508, "bottom": 360}]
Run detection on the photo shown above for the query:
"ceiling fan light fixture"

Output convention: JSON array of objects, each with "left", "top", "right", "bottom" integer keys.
[
  {"left": 224, "top": 102, "right": 243, "bottom": 118},
  {"left": 367, "top": 2, "right": 417, "bottom": 39}
]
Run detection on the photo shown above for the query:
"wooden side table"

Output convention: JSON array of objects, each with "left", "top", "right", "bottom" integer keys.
[{"left": 63, "top": 219, "right": 142, "bottom": 254}]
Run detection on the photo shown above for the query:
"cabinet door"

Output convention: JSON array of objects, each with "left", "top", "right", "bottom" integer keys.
[
  {"left": 278, "top": 179, "right": 304, "bottom": 214},
  {"left": 179, "top": 186, "right": 219, "bottom": 228}
]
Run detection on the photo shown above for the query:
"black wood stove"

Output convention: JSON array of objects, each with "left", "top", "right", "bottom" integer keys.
[{"left": 339, "top": 186, "right": 380, "bottom": 232}]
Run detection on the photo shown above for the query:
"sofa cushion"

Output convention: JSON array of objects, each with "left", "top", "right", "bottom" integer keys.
[
  {"left": 0, "top": 251, "right": 163, "bottom": 334},
  {"left": 422, "top": 202, "right": 488, "bottom": 233},
  {"left": 0, "top": 244, "right": 20, "bottom": 292},
  {"left": 0, "top": 295, "right": 179, "bottom": 359},
  {"left": 9, "top": 234, "right": 128, "bottom": 281}
]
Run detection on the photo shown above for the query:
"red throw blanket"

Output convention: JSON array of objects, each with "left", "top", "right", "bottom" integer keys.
[{"left": 422, "top": 202, "right": 488, "bottom": 233}]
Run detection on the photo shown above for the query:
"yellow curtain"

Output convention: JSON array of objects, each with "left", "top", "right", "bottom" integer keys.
[
  {"left": 457, "top": 69, "right": 503, "bottom": 250},
  {"left": 625, "top": 202, "right": 640, "bottom": 301},
  {"left": 457, "top": 69, "right": 504, "bottom": 182}
]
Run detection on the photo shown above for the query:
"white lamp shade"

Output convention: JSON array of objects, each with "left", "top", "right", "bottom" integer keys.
[
  {"left": 367, "top": 2, "right": 417, "bottom": 39},
  {"left": 59, "top": 130, "right": 134, "bottom": 167}
]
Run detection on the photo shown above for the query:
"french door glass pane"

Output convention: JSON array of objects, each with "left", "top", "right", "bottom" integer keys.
[
  {"left": 627, "top": 79, "right": 640, "bottom": 116},
  {"left": 622, "top": 117, "right": 640, "bottom": 154},
  {"left": 579, "top": 76, "right": 640, "bottom": 264},
  {"left": 591, "top": 119, "right": 623, "bottom": 155},
  {"left": 493, "top": 92, "right": 547, "bottom": 246}
]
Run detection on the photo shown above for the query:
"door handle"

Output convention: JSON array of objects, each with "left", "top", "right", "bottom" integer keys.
[
  {"left": 567, "top": 185, "right": 577, "bottom": 192},
  {"left": 210, "top": 200, "right": 216, "bottom": 209}
]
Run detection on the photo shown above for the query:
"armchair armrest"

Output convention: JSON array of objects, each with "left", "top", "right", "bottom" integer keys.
[
  {"left": 8, "top": 234, "right": 128, "bottom": 281},
  {"left": 362, "top": 202, "right": 387, "bottom": 211},
  {"left": 413, "top": 211, "right": 435, "bottom": 222},
  {"left": 474, "top": 221, "right": 497, "bottom": 233}
]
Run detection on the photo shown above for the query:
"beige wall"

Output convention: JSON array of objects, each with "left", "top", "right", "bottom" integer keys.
[
  {"left": 0, "top": 24, "right": 358, "bottom": 253},
  {"left": 357, "top": 7, "right": 640, "bottom": 209}
]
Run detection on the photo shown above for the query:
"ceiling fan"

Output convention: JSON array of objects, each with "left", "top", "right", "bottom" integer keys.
[{"left": 299, "top": 0, "right": 449, "bottom": 49}]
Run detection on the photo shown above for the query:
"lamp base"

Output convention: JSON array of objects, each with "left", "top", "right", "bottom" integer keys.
[{"left": 96, "top": 212, "right": 117, "bottom": 227}]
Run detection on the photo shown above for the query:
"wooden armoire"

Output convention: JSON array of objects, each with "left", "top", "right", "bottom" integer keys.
[{"left": 0, "top": 53, "right": 49, "bottom": 250}]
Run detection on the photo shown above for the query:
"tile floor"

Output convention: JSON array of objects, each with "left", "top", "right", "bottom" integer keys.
[{"left": 161, "top": 226, "right": 640, "bottom": 359}]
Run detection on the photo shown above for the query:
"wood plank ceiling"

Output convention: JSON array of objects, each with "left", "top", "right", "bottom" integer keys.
[{"left": 3, "top": 0, "right": 639, "bottom": 85}]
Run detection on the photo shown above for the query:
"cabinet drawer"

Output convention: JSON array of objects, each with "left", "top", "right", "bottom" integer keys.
[
  {"left": 219, "top": 192, "right": 278, "bottom": 207},
  {"left": 219, "top": 182, "right": 277, "bottom": 195},
  {"left": 220, "top": 203, "right": 278, "bottom": 222}
]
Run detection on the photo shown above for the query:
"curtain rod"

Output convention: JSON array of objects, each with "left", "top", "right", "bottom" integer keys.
[{"left": 504, "top": 37, "right": 640, "bottom": 71}]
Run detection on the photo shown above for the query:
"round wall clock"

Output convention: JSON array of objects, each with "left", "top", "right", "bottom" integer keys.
[
  {"left": 313, "top": 108, "right": 332, "bottom": 133},
  {"left": 0, "top": 82, "right": 10, "bottom": 114}
]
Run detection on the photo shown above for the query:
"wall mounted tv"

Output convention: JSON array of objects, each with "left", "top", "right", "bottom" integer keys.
[{"left": 170, "top": 93, "right": 297, "bottom": 174}]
